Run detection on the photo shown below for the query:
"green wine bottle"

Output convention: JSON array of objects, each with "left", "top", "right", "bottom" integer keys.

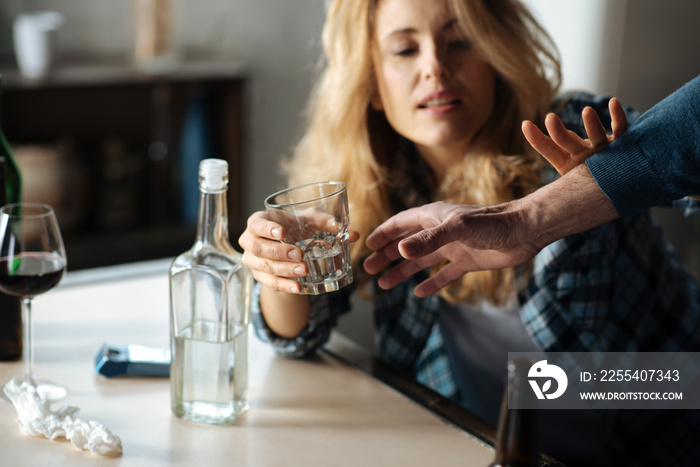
[{"left": 0, "top": 75, "right": 24, "bottom": 361}]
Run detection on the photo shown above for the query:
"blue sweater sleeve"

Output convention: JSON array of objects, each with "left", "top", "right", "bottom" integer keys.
[{"left": 586, "top": 75, "right": 700, "bottom": 217}]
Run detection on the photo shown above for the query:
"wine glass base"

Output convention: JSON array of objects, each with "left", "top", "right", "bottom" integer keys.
[
  {"left": 34, "top": 380, "right": 68, "bottom": 401},
  {"left": 3, "top": 378, "right": 68, "bottom": 402}
]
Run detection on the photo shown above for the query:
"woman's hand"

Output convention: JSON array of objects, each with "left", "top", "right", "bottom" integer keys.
[
  {"left": 240, "top": 210, "right": 359, "bottom": 338},
  {"left": 238, "top": 211, "right": 361, "bottom": 295},
  {"left": 522, "top": 97, "right": 628, "bottom": 175},
  {"left": 238, "top": 211, "right": 309, "bottom": 294}
]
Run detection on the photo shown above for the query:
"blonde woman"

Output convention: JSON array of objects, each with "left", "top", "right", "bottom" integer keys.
[{"left": 239, "top": 0, "right": 700, "bottom": 464}]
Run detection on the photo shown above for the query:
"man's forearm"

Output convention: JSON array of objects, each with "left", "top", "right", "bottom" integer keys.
[
  {"left": 517, "top": 164, "right": 619, "bottom": 249},
  {"left": 586, "top": 75, "right": 700, "bottom": 215}
]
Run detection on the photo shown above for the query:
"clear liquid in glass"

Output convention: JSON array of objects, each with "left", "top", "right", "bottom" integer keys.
[
  {"left": 296, "top": 233, "right": 352, "bottom": 294},
  {"left": 171, "top": 319, "right": 248, "bottom": 425}
]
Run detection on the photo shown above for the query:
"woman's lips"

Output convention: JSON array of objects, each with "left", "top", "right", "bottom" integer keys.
[{"left": 418, "top": 91, "right": 461, "bottom": 115}]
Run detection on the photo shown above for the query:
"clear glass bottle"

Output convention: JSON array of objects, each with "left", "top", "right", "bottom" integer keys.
[
  {"left": 169, "top": 158, "right": 252, "bottom": 425},
  {"left": 0, "top": 76, "right": 24, "bottom": 362}
]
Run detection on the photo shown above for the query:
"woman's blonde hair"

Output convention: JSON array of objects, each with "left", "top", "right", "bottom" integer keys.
[{"left": 284, "top": 0, "right": 561, "bottom": 305}]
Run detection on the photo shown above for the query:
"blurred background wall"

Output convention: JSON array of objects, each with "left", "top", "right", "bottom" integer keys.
[
  {"left": 0, "top": 0, "right": 326, "bottom": 219},
  {"left": 523, "top": 0, "right": 700, "bottom": 280}
]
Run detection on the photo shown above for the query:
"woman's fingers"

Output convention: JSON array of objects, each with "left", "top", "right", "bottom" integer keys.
[
  {"left": 240, "top": 239, "right": 307, "bottom": 294},
  {"left": 250, "top": 268, "right": 305, "bottom": 294},
  {"left": 239, "top": 211, "right": 308, "bottom": 291},
  {"left": 240, "top": 228, "right": 304, "bottom": 263},
  {"left": 244, "top": 211, "right": 285, "bottom": 241},
  {"left": 241, "top": 246, "right": 306, "bottom": 276}
]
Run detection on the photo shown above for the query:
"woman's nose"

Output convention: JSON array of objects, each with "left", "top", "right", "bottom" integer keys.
[{"left": 423, "top": 45, "right": 448, "bottom": 80}]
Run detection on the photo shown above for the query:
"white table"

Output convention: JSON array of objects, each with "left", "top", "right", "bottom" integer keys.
[{"left": 0, "top": 261, "right": 495, "bottom": 466}]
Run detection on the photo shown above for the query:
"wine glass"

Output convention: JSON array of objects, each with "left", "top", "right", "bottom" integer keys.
[{"left": 0, "top": 203, "right": 67, "bottom": 401}]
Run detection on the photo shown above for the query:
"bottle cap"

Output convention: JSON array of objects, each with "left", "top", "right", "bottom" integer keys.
[{"left": 198, "top": 158, "right": 228, "bottom": 192}]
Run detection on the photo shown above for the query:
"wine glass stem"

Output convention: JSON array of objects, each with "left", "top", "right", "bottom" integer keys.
[{"left": 22, "top": 297, "right": 35, "bottom": 384}]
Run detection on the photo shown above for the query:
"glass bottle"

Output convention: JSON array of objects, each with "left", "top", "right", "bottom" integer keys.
[
  {"left": 169, "top": 158, "right": 252, "bottom": 425},
  {"left": 489, "top": 359, "right": 538, "bottom": 467},
  {"left": 0, "top": 76, "right": 24, "bottom": 362}
]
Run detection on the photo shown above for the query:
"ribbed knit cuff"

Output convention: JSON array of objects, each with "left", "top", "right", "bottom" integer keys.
[{"left": 586, "top": 139, "right": 669, "bottom": 218}]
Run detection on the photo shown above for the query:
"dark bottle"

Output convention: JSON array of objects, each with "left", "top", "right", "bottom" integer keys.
[
  {"left": 489, "top": 359, "right": 538, "bottom": 467},
  {"left": 0, "top": 76, "right": 24, "bottom": 361}
]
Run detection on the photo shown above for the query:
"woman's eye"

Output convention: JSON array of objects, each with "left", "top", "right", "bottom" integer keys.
[
  {"left": 394, "top": 47, "right": 417, "bottom": 56},
  {"left": 448, "top": 39, "right": 472, "bottom": 50}
]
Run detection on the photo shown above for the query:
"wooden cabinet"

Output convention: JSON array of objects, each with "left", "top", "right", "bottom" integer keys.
[{"left": 0, "top": 59, "right": 248, "bottom": 270}]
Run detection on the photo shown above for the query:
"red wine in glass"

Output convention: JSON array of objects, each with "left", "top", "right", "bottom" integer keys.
[{"left": 0, "top": 253, "right": 65, "bottom": 298}]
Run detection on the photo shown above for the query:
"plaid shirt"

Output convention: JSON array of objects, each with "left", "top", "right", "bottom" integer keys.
[{"left": 253, "top": 94, "right": 700, "bottom": 465}]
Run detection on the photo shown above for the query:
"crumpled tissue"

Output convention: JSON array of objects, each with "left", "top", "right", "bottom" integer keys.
[{"left": 2, "top": 378, "right": 123, "bottom": 456}]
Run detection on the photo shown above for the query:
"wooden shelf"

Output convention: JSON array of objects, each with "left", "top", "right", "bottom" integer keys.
[
  {"left": 0, "top": 57, "right": 249, "bottom": 89},
  {"left": 0, "top": 58, "right": 248, "bottom": 270},
  {"left": 65, "top": 224, "right": 196, "bottom": 271}
]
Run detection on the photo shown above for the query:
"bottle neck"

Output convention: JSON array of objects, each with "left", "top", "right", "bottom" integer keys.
[
  {"left": 0, "top": 79, "right": 21, "bottom": 206},
  {"left": 194, "top": 189, "right": 231, "bottom": 250}
]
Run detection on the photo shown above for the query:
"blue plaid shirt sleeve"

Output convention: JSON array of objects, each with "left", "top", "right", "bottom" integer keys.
[
  {"left": 252, "top": 281, "right": 353, "bottom": 357},
  {"left": 520, "top": 212, "right": 700, "bottom": 353}
]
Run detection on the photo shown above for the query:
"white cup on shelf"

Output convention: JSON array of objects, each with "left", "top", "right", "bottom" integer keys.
[{"left": 13, "top": 11, "right": 64, "bottom": 79}]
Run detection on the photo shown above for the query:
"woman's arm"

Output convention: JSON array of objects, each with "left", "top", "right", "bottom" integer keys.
[{"left": 238, "top": 211, "right": 312, "bottom": 338}]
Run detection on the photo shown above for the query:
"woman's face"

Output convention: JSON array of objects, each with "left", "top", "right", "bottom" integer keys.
[{"left": 371, "top": 0, "right": 496, "bottom": 170}]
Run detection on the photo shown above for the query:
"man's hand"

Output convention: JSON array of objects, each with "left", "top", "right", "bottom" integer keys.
[
  {"left": 522, "top": 98, "right": 628, "bottom": 175},
  {"left": 364, "top": 201, "right": 541, "bottom": 297},
  {"left": 364, "top": 100, "right": 628, "bottom": 298}
]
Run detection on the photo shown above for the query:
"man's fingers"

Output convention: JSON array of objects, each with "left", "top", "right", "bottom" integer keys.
[
  {"left": 545, "top": 113, "right": 587, "bottom": 155},
  {"left": 398, "top": 219, "right": 467, "bottom": 259},
  {"left": 366, "top": 215, "right": 415, "bottom": 250},
  {"left": 581, "top": 107, "right": 608, "bottom": 147},
  {"left": 522, "top": 120, "right": 570, "bottom": 172},
  {"left": 609, "top": 98, "right": 628, "bottom": 139},
  {"left": 376, "top": 251, "right": 444, "bottom": 290},
  {"left": 363, "top": 238, "right": 405, "bottom": 274},
  {"left": 413, "top": 263, "right": 465, "bottom": 297}
]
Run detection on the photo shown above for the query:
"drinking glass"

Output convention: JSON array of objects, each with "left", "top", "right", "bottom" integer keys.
[
  {"left": 0, "top": 203, "right": 67, "bottom": 400},
  {"left": 265, "top": 181, "right": 352, "bottom": 294}
]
